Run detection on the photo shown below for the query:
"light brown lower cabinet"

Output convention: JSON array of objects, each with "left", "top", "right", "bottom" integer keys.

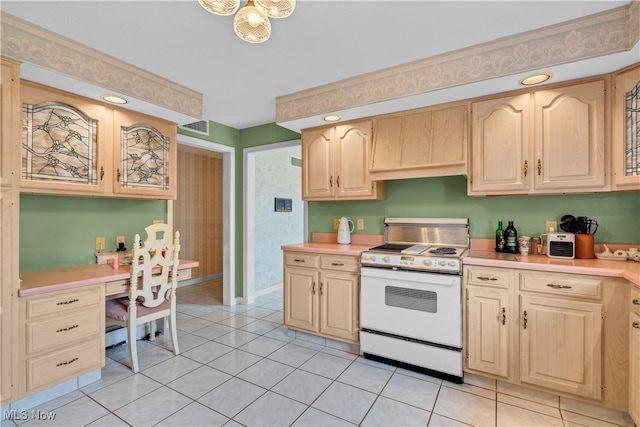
[
  {"left": 630, "top": 287, "right": 640, "bottom": 425},
  {"left": 464, "top": 266, "right": 629, "bottom": 412},
  {"left": 18, "top": 284, "right": 105, "bottom": 397},
  {"left": 283, "top": 251, "right": 359, "bottom": 344}
]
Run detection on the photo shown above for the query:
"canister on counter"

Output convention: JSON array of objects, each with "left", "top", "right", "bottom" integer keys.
[{"left": 530, "top": 237, "right": 541, "bottom": 255}]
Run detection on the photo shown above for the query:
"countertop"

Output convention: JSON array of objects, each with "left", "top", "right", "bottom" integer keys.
[
  {"left": 464, "top": 251, "right": 640, "bottom": 287},
  {"left": 282, "top": 235, "right": 640, "bottom": 287},
  {"left": 19, "top": 259, "right": 199, "bottom": 297}
]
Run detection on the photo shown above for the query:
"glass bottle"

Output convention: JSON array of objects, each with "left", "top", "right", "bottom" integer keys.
[
  {"left": 495, "top": 219, "right": 505, "bottom": 252},
  {"left": 505, "top": 221, "right": 518, "bottom": 253}
]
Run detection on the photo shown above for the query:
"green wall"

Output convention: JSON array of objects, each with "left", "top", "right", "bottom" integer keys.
[
  {"left": 18, "top": 119, "right": 639, "bottom": 297},
  {"left": 20, "top": 195, "right": 166, "bottom": 272},
  {"left": 308, "top": 176, "right": 640, "bottom": 244}
]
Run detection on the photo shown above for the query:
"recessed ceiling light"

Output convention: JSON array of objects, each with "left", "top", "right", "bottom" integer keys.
[
  {"left": 102, "top": 94, "right": 127, "bottom": 104},
  {"left": 519, "top": 73, "right": 552, "bottom": 86},
  {"left": 323, "top": 115, "right": 342, "bottom": 122}
]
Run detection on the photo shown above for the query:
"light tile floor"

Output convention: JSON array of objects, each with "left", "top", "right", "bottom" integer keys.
[{"left": 2, "top": 279, "right": 635, "bottom": 427}]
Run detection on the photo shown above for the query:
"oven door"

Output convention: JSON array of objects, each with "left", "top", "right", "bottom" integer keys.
[{"left": 360, "top": 266, "right": 462, "bottom": 348}]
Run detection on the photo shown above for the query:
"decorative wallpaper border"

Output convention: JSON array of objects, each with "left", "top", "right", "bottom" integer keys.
[
  {"left": 276, "top": 3, "right": 640, "bottom": 124},
  {"left": 0, "top": 13, "right": 203, "bottom": 120}
]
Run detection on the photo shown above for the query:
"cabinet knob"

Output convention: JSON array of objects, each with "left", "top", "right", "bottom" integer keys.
[
  {"left": 633, "top": 322, "right": 640, "bottom": 329},
  {"left": 633, "top": 299, "right": 640, "bottom": 305}
]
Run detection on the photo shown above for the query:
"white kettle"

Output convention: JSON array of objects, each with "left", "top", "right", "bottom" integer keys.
[{"left": 337, "top": 217, "right": 354, "bottom": 244}]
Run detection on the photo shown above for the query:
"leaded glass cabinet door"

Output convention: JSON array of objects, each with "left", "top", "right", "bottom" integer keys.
[
  {"left": 112, "top": 109, "right": 177, "bottom": 199},
  {"left": 20, "top": 82, "right": 108, "bottom": 196},
  {"left": 613, "top": 63, "right": 640, "bottom": 191}
]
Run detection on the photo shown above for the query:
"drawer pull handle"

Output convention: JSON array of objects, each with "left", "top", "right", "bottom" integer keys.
[
  {"left": 633, "top": 299, "right": 640, "bottom": 305},
  {"left": 56, "top": 357, "right": 79, "bottom": 367},
  {"left": 56, "top": 299, "right": 79, "bottom": 306},
  {"left": 546, "top": 284, "right": 572, "bottom": 289},
  {"left": 502, "top": 307, "right": 506, "bottom": 325},
  {"left": 294, "top": 259, "right": 305, "bottom": 263},
  {"left": 477, "top": 276, "right": 497, "bottom": 281},
  {"left": 523, "top": 310, "right": 528, "bottom": 329},
  {"left": 56, "top": 325, "right": 79, "bottom": 333},
  {"left": 100, "top": 166, "right": 104, "bottom": 181},
  {"left": 320, "top": 282, "right": 324, "bottom": 296},
  {"left": 633, "top": 322, "right": 640, "bottom": 329},
  {"left": 312, "top": 282, "right": 316, "bottom": 295},
  {"left": 537, "top": 159, "right": 542, "bottom": 176},
  {"left": 331, "top": 262, "right": 344, "bottom": 266},
  {"left": 523, "top": 160, "right": 528, "bottom": 177}
]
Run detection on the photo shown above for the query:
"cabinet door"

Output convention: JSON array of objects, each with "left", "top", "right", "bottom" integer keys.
[
  {"left": 630, "top": 311, "right": 640, "bottom": 426},
  {"left": 520, "top": 294, "right": 602, "bottom": 399},
  {"left": 466, "top": 286, "right": 510, "bottom": 378},
  {"left": 534, "top": 80, "right": 606, "bottom": 191},
  {"left": 20, "top": 82, "right": 109, "bottom": 196},
  {"left": 319, "top": 270, "right": 359, "bottom": 343},
  {"left": 301, "top": 127, "right": 334, "bottom": 200},
  {"left": 469, "top": 94, "right": 530, "bottom": 195},
  {"left": 1, "top": 58, "right": 20, "bottom": 188},
  {"left": 112, "top": 109, "right": 177, "bottom": 199},
  {"left": 612, "top": 64, "right": 640, "bottom": 191},
  {"left": 283, "top": 266, "right": 318, "bottom": 333},
  {"left": 335, "top": 121, "right": 375, "bottom": 199}
]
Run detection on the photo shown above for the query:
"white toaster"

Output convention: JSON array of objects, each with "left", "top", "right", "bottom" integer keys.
[{"left": 547, "top": 233, "right": 575, "bottom": 259}]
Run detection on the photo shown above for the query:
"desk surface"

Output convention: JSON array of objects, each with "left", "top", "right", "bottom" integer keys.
[{"left": 19, "top": 259, "right": 199, "bottom": 297}]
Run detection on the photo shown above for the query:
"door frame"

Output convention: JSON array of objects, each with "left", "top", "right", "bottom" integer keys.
[
  {"left": 243, "top": 139, "right": 306, "bottom": 304},
  {"left": 175, "top": 134, "right": 235, "bottom": 306}
]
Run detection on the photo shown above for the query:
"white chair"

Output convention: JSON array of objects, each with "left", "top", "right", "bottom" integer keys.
[{"left": 105, "top": 223, "right": 181, "bottom": 373}]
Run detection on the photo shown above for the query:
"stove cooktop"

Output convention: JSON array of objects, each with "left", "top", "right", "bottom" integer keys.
[{"left": 362, "top": 244, "right": 467, "bottom": 274}]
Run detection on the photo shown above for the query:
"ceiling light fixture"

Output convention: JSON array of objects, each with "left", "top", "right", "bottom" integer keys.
[
  {"left": 198, "top": 0, "right": 295, "bottom": 44},
  {"left": 101, "top": 94, "right": 127, "bottom": 104},
  {"left": 323, "top": 115, "right": 342, "bottom": 123},
  {"left": 519, "top": 73, "right": 552, "bottom": 86}
]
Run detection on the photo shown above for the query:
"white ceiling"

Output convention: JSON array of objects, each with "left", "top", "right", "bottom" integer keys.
[{"left": 1, "top": 0, "right": 637, "bottom": 132}]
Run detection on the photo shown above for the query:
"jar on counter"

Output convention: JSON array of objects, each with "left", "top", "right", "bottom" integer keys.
[{"left": 531, "top": 237, "right": 541, "bottom": 255}]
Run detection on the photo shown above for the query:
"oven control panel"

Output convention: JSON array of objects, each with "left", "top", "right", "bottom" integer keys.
[{"left": 361, "top": 253, "right": 462, "bottom": 273}]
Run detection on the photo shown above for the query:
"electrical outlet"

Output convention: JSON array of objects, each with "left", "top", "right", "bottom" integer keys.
[
  {"left": 116, "top": 236, "right": 125, "bottom": 247},
  {"left": 333, "top": 218, "right": 340, "bottom": 230},
  {"left": 95, "top": 237, "right": 105, "bottom": 251},
  {"left": 546, "top": 221, "right": 557, "bottom": 234},
  {"left": 357, "top": 218, "right": 364, "bottom": 230}
]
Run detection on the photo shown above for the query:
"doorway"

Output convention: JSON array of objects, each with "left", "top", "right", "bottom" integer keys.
[
  {"left": 244, "top": 140, "right": 305, "bottom": 304},
  {"left": 175, "top": 134, "right": 235, "bottom": 306}
]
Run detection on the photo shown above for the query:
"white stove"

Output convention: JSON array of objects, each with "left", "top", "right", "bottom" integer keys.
[{"left": 359, "top": 217, "right": 469, "bottom": 383}]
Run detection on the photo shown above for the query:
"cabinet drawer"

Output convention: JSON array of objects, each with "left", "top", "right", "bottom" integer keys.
[
  {"left": 24, "top": 285, "right": 103, "bottom": 319},
  {"left": 465, "top": 267, "right": 510, "bottom": 288},
  {"left": 320, "top": 255, "right": 359, "bottom": 272},
  {"left": 26, "top": 308, "right": 103, "bottom": 355},
  {"left": 519, "top": 272, "right": 602, "bottom": 300},
  {"left": 632, "top": 287, "right": 640, "bottom": 315},
  {"left": 284, "top": 252, "right": 319, "bottom": 268},
  {"left": 175, "top": 268, "right": 192, "bottom": 281},
  {"left": 106, "top": 279, "right": 129, "bottom": 295},
  {"left": 26, "top": 337, "right": 104, "bottom": 393}
]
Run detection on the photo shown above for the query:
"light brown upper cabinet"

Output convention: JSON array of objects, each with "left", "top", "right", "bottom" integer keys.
[
  {"left": 469, "top": 79, "right": 607, "bottom": 196},
  {"left": 302, "top": 120, "right": 386, "bottom": 201},
  {"left": 612, "top": 63, "right": 640, "bottom": 191},
  {"left": 370, "top": 103, "right": 467, "bottom": 180},
  {"left": 20, "top": 81, "right": 177, "bottom": 199}
]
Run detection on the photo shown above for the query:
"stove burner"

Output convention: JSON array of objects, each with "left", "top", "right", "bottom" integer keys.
[
  {"left": 370, "top": 244, "right": 412, "bottom": 252},
  {"left": 429, "top": 247, "right": 458, "bottom": 255}
]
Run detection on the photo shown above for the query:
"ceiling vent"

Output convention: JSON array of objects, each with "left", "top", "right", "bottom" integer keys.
[{"left": 180, "top": 120, "right": 209, "bottom": 136}]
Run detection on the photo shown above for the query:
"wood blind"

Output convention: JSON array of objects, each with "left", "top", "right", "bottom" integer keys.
[{"left": 173, "top": 146, "right": 223, "bottom": 279}]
